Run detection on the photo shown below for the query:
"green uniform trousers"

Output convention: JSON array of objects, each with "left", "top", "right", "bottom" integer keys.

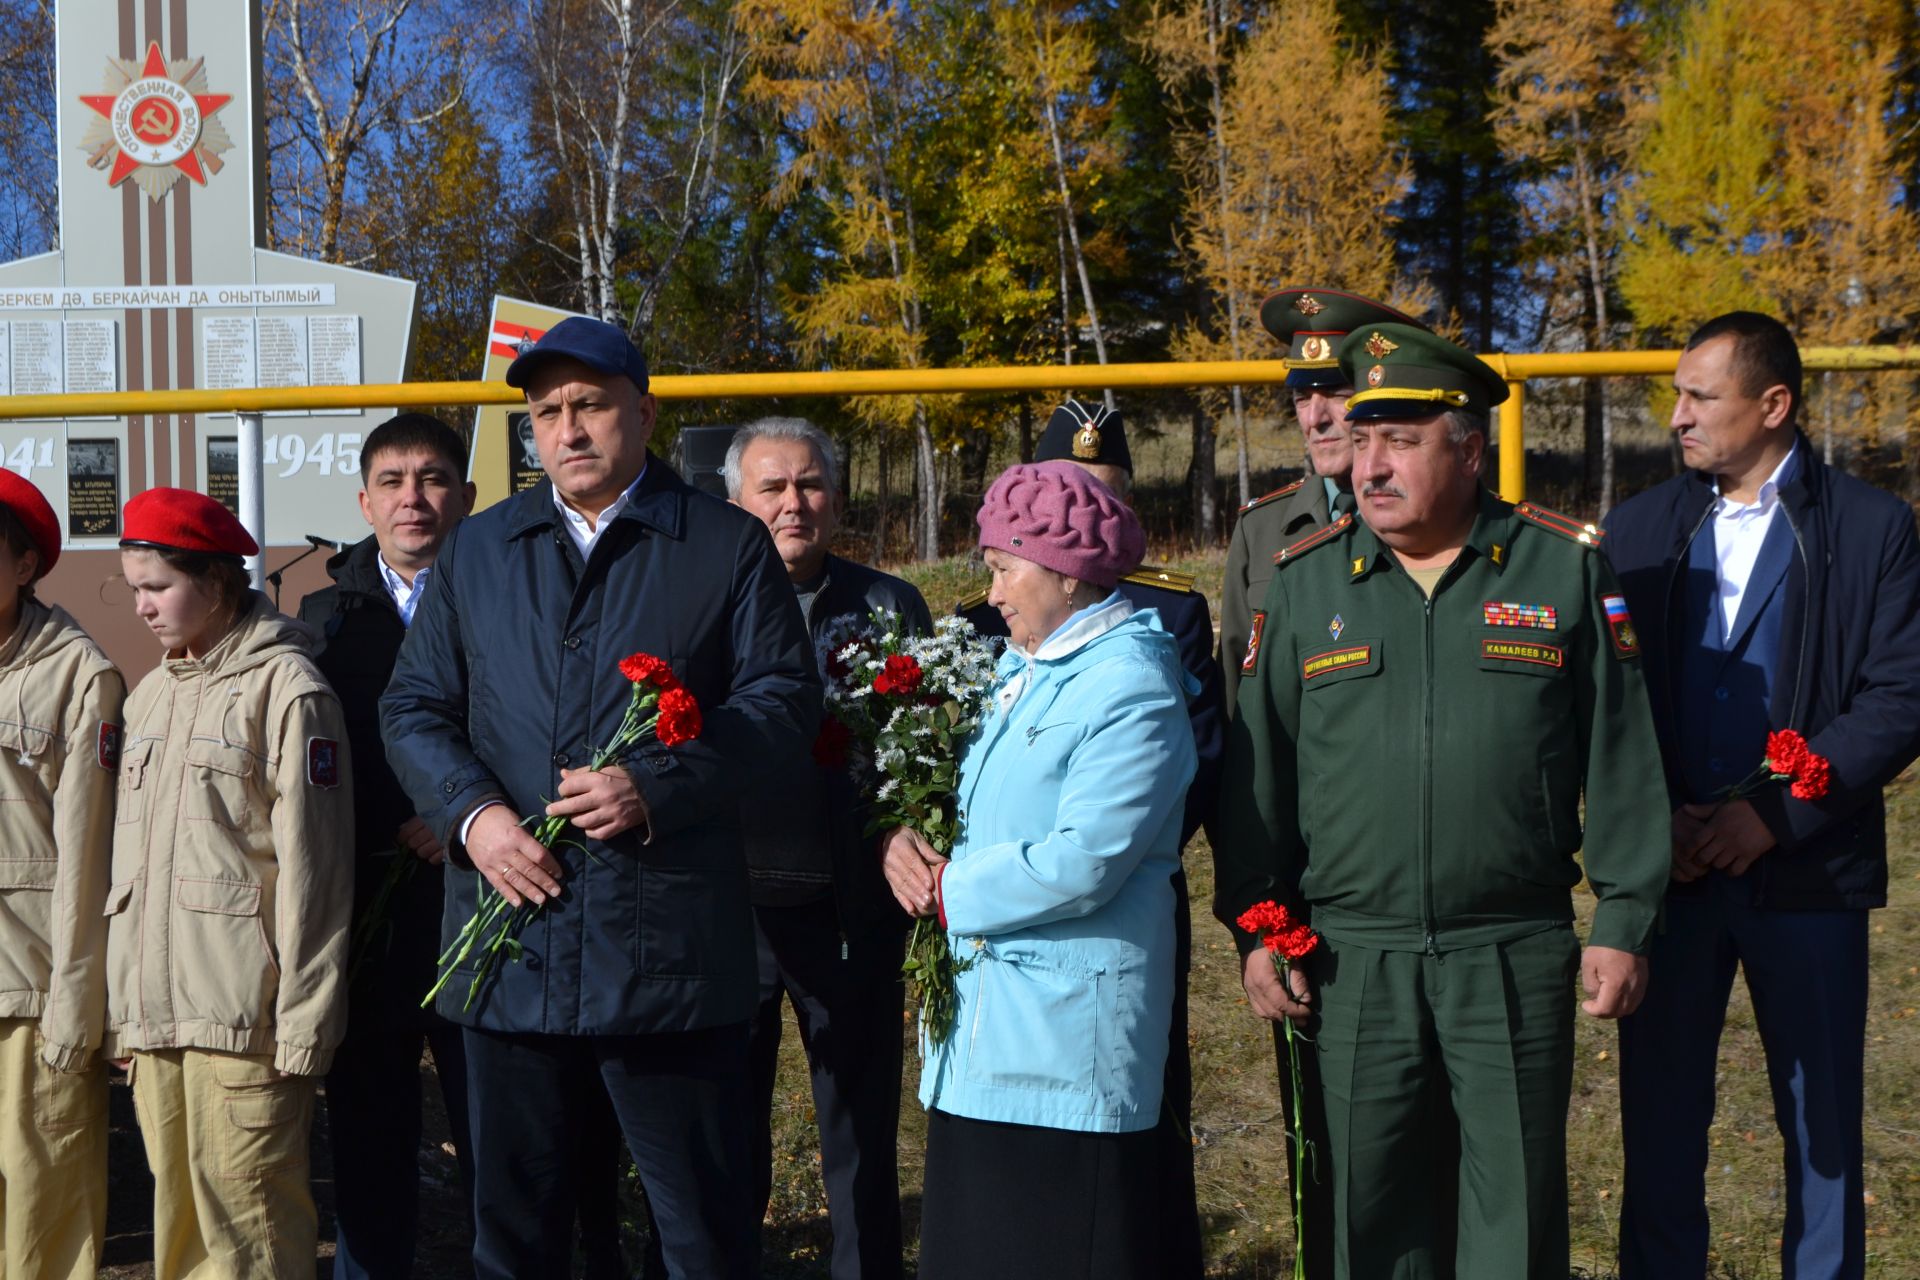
[{"left": 1314, "top": 928, "right": 1577, "bottom": 1280}]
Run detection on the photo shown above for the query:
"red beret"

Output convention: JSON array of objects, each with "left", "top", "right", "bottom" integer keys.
[
  {"left": 0, "top": 469, "right": 60, "bottom": 579},
  {"left": 121, "top": 488, "right": 259, "bottom": 559}
]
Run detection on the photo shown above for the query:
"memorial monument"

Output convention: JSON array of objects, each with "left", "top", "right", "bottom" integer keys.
[{"left": 0, "top": 0, "right": 416, "bottom": 670}]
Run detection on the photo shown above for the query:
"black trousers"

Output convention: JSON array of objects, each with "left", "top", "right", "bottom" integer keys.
[
  {"left": 917, "top": 1109, "right": 1161, "bottom": 1280},
  {"left": 748, "top": 898, "right": 905, "bottom": 1280},
  {"left": 1156, "top": 868, "right": 1205, "bottom": 1279},
  {"left": 463, "top": 1023, "right": 757, "bottom": 1280},
  {"left": 326, "top": 1009, "right": 474, "bottom": 1280}
]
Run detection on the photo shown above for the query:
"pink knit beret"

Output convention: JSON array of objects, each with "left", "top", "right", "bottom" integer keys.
[{"left": 976, "top": 461, "right": 1145, "bottom": 588}]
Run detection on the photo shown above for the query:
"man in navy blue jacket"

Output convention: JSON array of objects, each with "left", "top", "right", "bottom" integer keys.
[
  {"left": 382, "top": 317, "right": 819, "bottom": 1279},
  {"left": 1602, "top": 311, "right": 1920, "bottom": 1280}
]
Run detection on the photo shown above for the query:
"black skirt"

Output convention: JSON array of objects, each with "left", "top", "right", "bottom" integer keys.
[{"left": 915, "top": 1107, "right": 1164, "bottom": 1280}]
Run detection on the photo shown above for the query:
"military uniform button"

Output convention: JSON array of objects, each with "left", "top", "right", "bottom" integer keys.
[
  {"left": 553, "top": 752, "right": 570, "bottom": 767},
  {"left": 565, "top": 635, "right": 582, "bottom": 650}
]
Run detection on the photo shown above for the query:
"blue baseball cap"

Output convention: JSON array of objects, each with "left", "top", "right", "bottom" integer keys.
[{"left": 505, "top": 316, "right": 650, "bottom": 394}]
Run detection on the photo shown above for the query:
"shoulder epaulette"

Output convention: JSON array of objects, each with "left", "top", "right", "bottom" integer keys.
[
  {"left": 1123, "top": 564, "right": 1197, "bottom": 593},
  {"left": 1272, "top": 512, "right": 1353, "bottom": 567},
  {"left": 1239, "top": 478, "right": 1306, "bottom": 515},
  {"left": 954, "top": 587, "right": 990, "bottom": 612},
  {"left": 1514, "top": 501, "right": 1603, "bottom": 548}
]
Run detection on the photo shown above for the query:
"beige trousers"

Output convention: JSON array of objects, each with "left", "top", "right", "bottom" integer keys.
[
  {"left": 130, "top": 1048, "right": 318, "bottom": 1280},
  {"left": 0, "top": 1019, "right": 106, "bottom": 1280}
]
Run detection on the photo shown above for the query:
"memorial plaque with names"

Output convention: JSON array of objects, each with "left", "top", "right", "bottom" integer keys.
[
  {"left": 257, "top": 316, "right": 309, "bottom": 388},
  {"left": 202, "top": 316, "right": 256, "bottom": 392},
  {"left": 10, "top": 320, "right": 62, "bottom": 397},
  {"left": 509, "top": 412, "right": 546, "bottom": 494},
  {"left": 206, "top": 436, "right": 239, "bottom": 516},
  {"left": 307, "top": 314, "right": 361, "bottom": 418},
  {"left": 63, "top": 320, "right": 117, "bottom": 415},
  {"left": 0, "top": 324, "right": 10, "bottom": 397},
  {"left": 66, "top": 438, "right": 120, "bottom": 537}
]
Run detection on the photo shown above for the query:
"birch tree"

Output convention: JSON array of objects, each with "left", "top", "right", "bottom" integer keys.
[
  {"left": 994, "top": 0, "right": 1119, "bottom": 406},
  {"left": 741, "top": 0, "right": 948, "bottom": 559},
  {"left": 513, "top": 0, "right": 745, "bottom": 330},
  {"left": 1143, "top": 0, "right": 1418, "bottom": 504},
  {"left": 263, "top": 0, "right": 465, "bottom": 263},
  {"left": 1487, "top": 0, "right": 1644, "bottom": 514}
]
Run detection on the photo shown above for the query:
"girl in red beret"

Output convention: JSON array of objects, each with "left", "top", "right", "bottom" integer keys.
[
  {"left": 0, "top": 471, "right": 125, "bottom": 1278},
  {"left": 103, "top": 488, "right": 354, "bottom": 1279}
]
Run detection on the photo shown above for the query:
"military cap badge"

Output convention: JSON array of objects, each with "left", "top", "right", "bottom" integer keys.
[
  {"left": 1300, "top": 336, "right": 1333, "bottom": 362},
  {"left": 1367, "top": 364, "right": 1385, "bottom": 387},
  {"left": 1363, "top": 331, "right": 1398, "bottom": 359},
  {"left": 1294, "top": 295, "right": 1324, "bottom": 316}
]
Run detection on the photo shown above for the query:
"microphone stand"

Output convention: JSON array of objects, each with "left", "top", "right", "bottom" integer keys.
[{"left": 266, "top": 536, "right": 339, "bottom": 609}]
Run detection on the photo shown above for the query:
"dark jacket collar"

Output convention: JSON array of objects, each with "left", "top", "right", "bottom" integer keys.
[
  {"left": 502, "top": 451, "right": 689, "bottom": 542},
  {"left": 325, "top": 534, "right": 395, "bottom": 603},
  {"left": 1679, "top": 430, "right": 1824, "bottom": 516}
]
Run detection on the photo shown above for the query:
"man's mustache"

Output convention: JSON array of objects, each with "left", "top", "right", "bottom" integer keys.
[{"left": 1362, "top": 481, "right": 1407, "bottom": 499}]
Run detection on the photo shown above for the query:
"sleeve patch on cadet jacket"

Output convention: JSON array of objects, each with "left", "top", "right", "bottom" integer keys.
[
  {"left": 1242, "top": 611, "right": 1266, "bottom": 674},
  {"left": 307, "top": 737, "right": 341, "bottom": 789},
  {"left": 97, "top": 723, "right": 122, "bottom": 771},
  {"left": 1482, "top": 638, "right": 1564, "bottom": 668},
  {"left": 1303, "top": 644, "right": 1372, "bottom": 680},
  {"left": 1601, "top": 593, "right": 1640, "bottom": 658}
]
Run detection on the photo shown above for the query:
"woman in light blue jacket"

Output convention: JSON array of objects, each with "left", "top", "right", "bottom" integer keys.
[{"left": 884, "top": 461, "right": 1197, "bottom": 1279}]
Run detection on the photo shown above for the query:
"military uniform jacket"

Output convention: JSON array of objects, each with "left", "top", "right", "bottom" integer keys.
[
  {"left": 1219, "top": 477, "right": 1331, "bottom": 713},
  {"left": 0, "top": 601, "right": 125, "bottom": 1071},
  {"left": 1213, "top": 490, "right": 1670, "bottom": 958}
]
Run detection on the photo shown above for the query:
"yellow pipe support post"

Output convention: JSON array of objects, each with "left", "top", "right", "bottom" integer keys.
[{"left": 1500, "top": 379, "right": 1527, "bottom": 503}]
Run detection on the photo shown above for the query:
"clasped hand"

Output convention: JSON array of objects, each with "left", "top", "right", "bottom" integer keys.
[
  {"left": 1671, "top": 798, "right": 1775, "bottom": 881},
  {"left": 465, "top": 766, "right": 648, "bottom": 909},
  {"left": 881, "top": 825, "right": 947, "bottom": 918}
]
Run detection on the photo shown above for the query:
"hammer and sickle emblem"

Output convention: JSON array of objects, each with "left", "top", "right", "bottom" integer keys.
[{"left": 133, "top": 100, "right": 177, "bottom": 143}]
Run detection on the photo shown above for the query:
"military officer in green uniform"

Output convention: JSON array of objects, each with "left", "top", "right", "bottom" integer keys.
[
  {"left": 1212, "top": 324, "right": 1671, "bottom": 1279},
  {"left": 1219, "top": 288, "right": 1426, "bottom": 710},
  {"left": 1213, "top": 287, "right": 1428, "bottom": 1280}
]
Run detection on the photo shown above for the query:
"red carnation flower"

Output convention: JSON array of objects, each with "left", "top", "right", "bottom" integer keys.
[
  {"left": 813, "top": 716, "right": 853, "bottom": 768},
  {"left": 1277, "top": 924, "right": 1320, "bottom": 961},
  {"left": 654, "top": 687, "right": 703, "bottom": 747},
  {"left": 872, "top": 654, "right": 924, "bottom": 697},
  {"left": 1236, "top": 900, "right": 1294, "bottom": 939},
  {"left": 1790, "top": 751, "right": 1832, "bottom": 801},
  {"left": 1765, "top": 729, "right": 1809, "bottom": 777},
  {"left": 620, "top": 652, "right": 679, "bottom": 690}
]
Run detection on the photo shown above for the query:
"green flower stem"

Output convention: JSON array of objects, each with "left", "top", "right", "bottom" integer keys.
[
  {"left": 423, "top": 684, "right": 666, "bottom": 1011},
  {"left": 1273, "top": 953, "right": 1315, "bottom": 1280}
]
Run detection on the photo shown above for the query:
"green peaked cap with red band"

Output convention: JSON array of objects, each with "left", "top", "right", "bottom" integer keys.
[
  {"left": 1258, "top": 287, "right": 1429, "bottom": 391},
  {"left": 1337, "top": 323, "right": 1510, "bottom": 420}
]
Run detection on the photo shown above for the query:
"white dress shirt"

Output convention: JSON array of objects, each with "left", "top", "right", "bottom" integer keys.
[
  {"left": 378, "top": 555, "right": 431, "bottom": 628},
  {"left": 552, "top": 462, "right": 647, "bottom": 558},
  {"left": 1711, "top": 443, "right": 1799, "bottom": 641},
  {"left": 460, "top": 462, "right": 651, "bottom": 847}
]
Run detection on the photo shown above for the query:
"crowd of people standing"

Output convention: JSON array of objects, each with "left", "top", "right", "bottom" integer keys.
[{"left": 0, "top": 300, "right": 1913, "bottom": 1280}]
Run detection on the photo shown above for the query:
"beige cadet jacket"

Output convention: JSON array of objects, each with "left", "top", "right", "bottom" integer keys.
[
  {"left": 0, "top": 600, "right": 126, "bottom": 1072},
  {"left": 104, "top": 596, "right": 353, "bottom": 1077}
]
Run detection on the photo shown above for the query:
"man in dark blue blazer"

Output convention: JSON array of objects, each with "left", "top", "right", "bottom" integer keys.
[
  {"left": 956, "top": 400, "right": 1221, "bottom": 1279},
  {"left": 1602, "top": 312, "right": 1920, "bottom": 1280},
  {"left": 382, "top": 318, "right": 819, "bottom": 1279}
]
